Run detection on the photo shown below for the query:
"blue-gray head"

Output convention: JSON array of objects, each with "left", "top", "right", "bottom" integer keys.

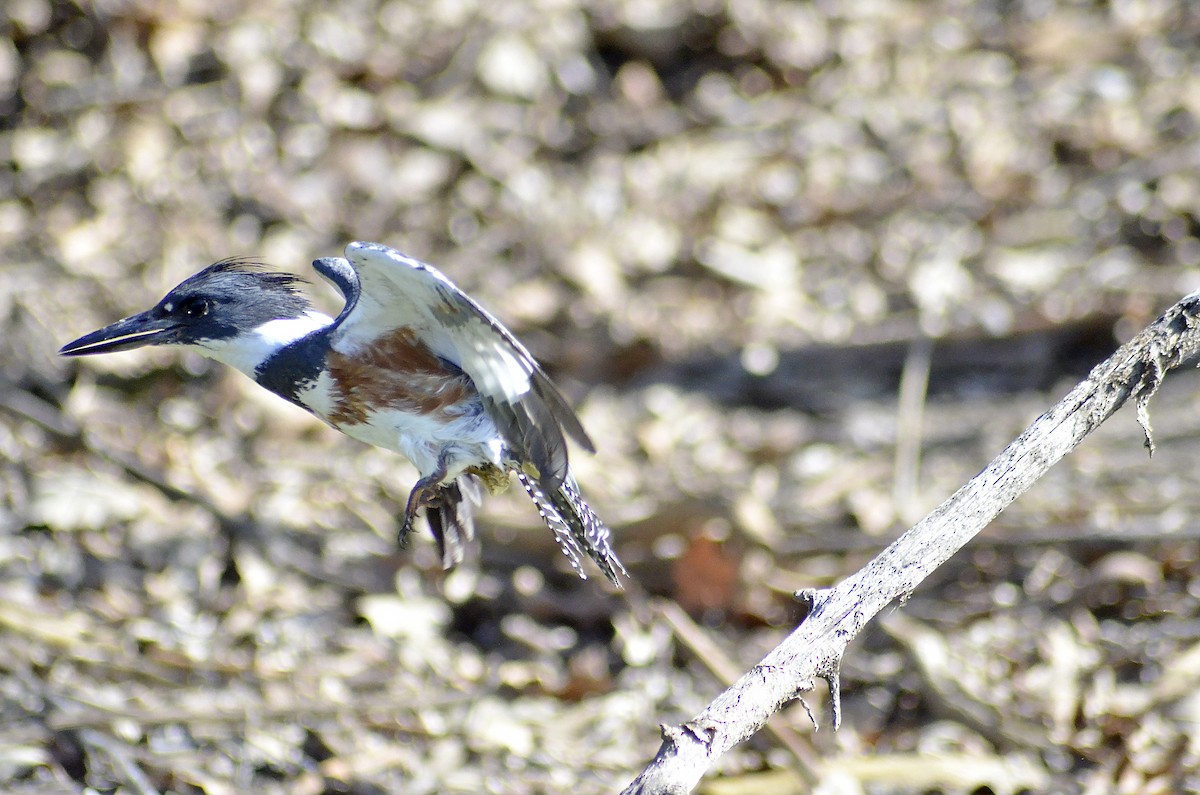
[{"left": 60, "top": 259, "right": 331, "bottom": 374}]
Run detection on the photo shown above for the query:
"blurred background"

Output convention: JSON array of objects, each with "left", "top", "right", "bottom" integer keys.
[{"left": 4, "top": 0, "right": 1200, "bottom": 792}]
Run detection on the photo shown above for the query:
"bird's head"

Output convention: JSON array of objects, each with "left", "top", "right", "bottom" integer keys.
[{"left": 60, "top": 260, "right": 329, "bottom": 374}]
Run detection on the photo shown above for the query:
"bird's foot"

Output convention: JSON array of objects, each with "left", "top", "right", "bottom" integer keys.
[{"left": 397, "top": 478, "right": 442, "bottom": 548}]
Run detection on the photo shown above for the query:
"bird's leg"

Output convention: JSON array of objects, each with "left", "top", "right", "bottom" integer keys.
[{"left": 398, "top": 456, "right": 449, "bottom": 548}]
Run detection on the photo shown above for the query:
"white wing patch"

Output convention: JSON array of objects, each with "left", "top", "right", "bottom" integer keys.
[{"left": 472, "top": 343, "right": 532, "bottom": 400}]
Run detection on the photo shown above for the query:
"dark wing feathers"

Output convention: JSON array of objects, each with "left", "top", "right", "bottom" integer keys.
[
  {"left": 326, "top": 242, "right": 591, "bottom": 491},
  {"left": 479, "top": 384, "right": 566, "bottom": 488},
  {"left": 532, "top": 369, "right": 593, "bottom": 453}
]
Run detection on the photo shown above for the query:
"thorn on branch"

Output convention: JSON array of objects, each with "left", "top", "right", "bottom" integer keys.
[
  {"left": 817, "top": 656, "right": 843, "bottom": 731},
  {"left": 1134, "top": 344, "right": 1167, "bottom": 456},
  {"left": 1136, "top": 394, "right": 1155, "bottom": 457}
]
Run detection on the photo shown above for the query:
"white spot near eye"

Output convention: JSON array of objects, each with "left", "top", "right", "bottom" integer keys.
[{"left": 163, "top": 302, "right": 174, "bottom": 313}]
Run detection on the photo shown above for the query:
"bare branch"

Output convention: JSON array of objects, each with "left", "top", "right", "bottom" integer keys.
[{"left": 622, "top": 292, "right": 1200, "bottom": 795}]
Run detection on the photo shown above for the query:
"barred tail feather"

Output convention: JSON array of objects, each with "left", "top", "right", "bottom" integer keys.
[
  {"left": 517, "top": 471, "right": 626, "bottom": 586},
  {"left": 550, "top": 477, "right": 627, "bottom": 586}
]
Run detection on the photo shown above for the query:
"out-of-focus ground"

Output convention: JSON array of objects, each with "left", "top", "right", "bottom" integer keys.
[{"left": 4, "top": 1, "right": 1200, "bottom": 793}]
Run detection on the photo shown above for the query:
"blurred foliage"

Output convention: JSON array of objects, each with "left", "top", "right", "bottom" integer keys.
[{"left": 4, "top": 0, "right": 1200, "bottom": 793}]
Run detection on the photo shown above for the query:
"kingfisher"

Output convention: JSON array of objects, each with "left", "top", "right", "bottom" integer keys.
[{"left": 60, "top": 242, "right": 625, "bottom": 585}]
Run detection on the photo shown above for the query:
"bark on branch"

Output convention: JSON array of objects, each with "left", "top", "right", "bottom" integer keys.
[{"left": 623, "top": 292, "right": 1200, "bottom": 795}]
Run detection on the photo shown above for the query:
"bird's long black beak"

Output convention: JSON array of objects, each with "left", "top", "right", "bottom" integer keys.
[{"left": 59, "top": 310, "right": 174, "bottom": 357}]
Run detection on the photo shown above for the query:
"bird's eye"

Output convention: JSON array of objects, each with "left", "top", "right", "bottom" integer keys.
[{"left": 180, "top": 298, "right": 209, "bottom": 318}]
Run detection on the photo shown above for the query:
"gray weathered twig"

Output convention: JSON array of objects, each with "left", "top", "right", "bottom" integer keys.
[{"left": 623, "top": 292, "right": 1200, "bottom": 795}]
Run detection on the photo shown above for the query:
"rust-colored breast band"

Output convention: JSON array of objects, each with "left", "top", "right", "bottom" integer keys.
[{"left": 325, "top": 328, "right": 472, "bottom": 426}]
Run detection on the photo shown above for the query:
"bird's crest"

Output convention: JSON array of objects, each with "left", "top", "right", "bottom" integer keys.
[{"left": 200, "top": 257, "right": 311, "bottom": 293}]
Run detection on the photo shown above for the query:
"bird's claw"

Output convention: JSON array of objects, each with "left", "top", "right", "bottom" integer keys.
[
  {"left": 397, "top": 482, "right": 441, "bottom": 548},
  {"left": 396, "top": 516, "right": 417, "bottom": 548}
]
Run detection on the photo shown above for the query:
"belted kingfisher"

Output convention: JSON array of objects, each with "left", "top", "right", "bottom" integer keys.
[{"left": 60, "top": 242, "right": 626, "bottom": 585}]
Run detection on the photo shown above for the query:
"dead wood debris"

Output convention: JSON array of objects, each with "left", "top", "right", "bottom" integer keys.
[{"left": 4, "top": 1, "right": 1200, "bottom": 794}]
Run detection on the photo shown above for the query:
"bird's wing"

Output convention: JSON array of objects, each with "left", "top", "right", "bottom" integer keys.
[{"left": 325, "top": 241, "right": 594, "bottom": 492}]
